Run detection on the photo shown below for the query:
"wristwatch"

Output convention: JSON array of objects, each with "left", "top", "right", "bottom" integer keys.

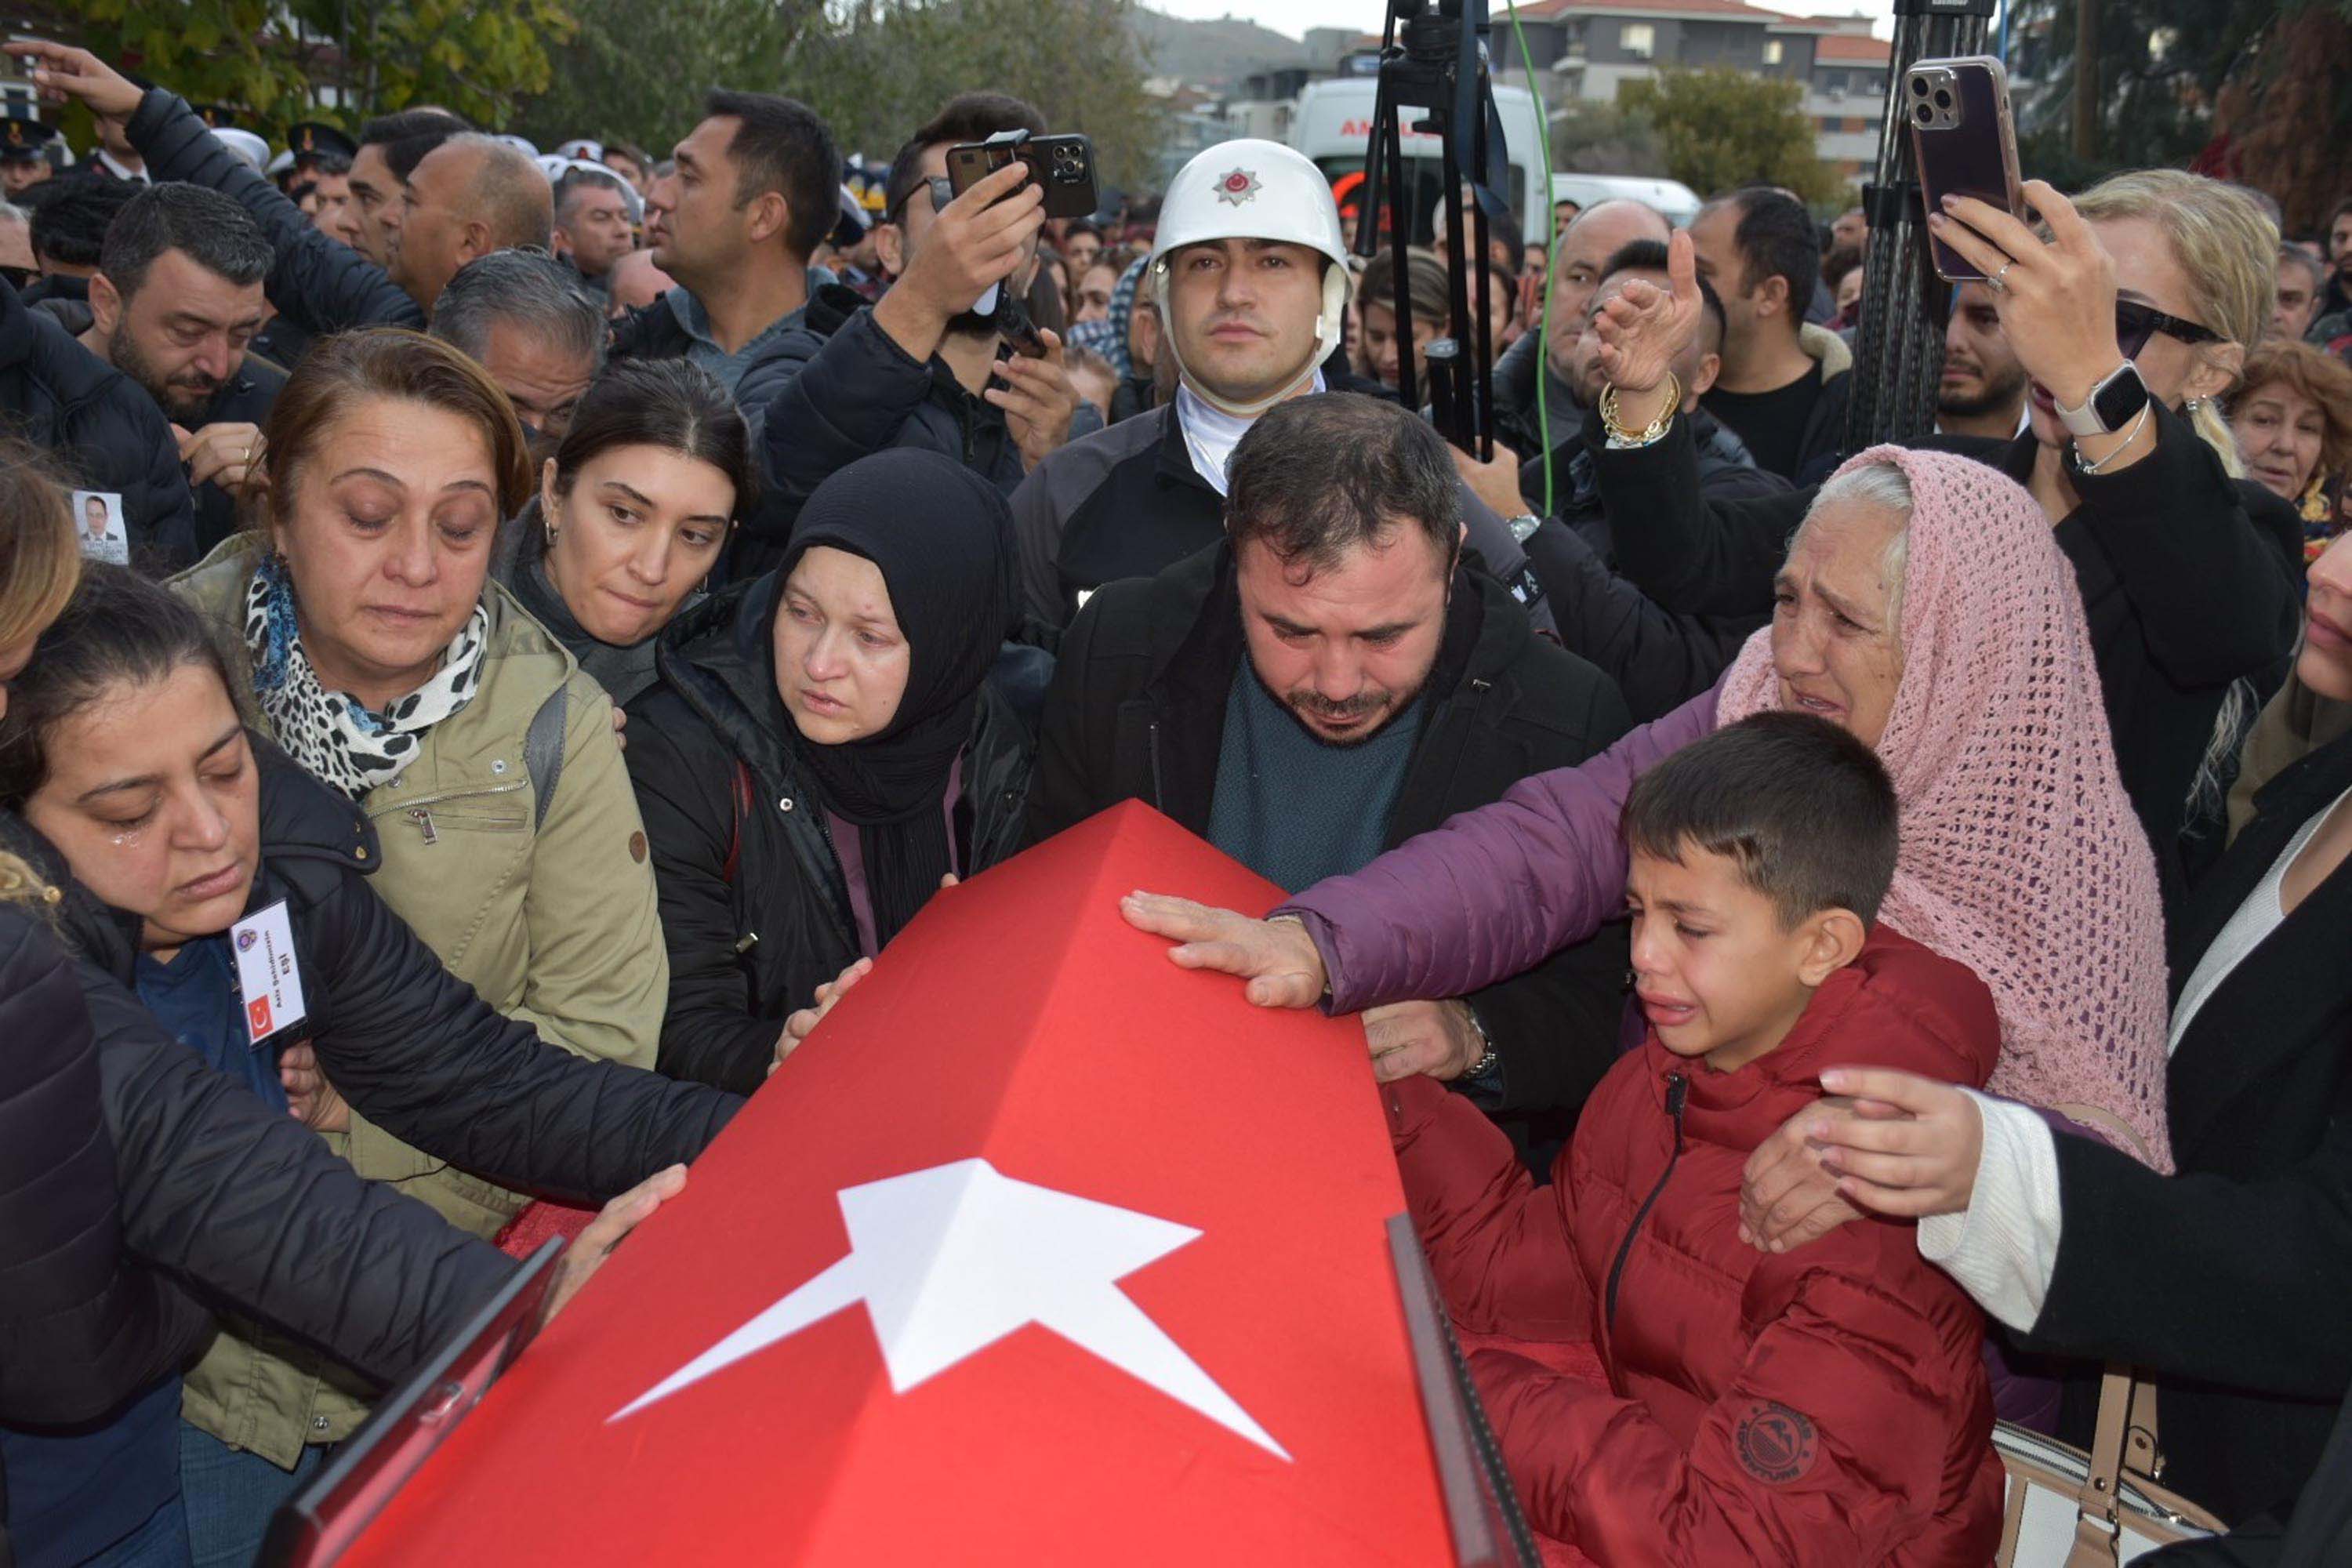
[
  {"left": 2052, "top": 361, "right": 2150, "bottom": 439},
  {"left": 1461, "top": 1006, "right": 1501, "bottom": 1086}
]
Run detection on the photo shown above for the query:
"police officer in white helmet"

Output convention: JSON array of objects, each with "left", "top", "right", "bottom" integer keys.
[{"left": 1009, "top": 137, "right": 1552, "bottom": 634}]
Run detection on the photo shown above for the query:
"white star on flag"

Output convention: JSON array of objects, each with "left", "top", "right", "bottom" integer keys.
[{"left": 611, "top": 1159, "right": 1288, "bottom": 1459}]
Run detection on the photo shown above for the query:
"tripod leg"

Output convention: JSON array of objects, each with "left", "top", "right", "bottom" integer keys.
[{"left": 1382, "top": 112, "right": 1421, "bottom": 415}]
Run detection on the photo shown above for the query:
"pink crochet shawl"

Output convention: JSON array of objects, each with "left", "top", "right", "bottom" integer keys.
[{"left": 1717, "top": 445, "right": 2173, "bottom": 1169}]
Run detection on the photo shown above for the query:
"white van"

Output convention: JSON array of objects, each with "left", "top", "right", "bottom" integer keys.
[
  {"left": 1550, "top": 172, "right": 1703, "bottom": 227},
  {"left": 1287, "top": 77, "right": 1548, "bottom": 245}
]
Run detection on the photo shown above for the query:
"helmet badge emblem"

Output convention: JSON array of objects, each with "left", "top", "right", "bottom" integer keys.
[{"left": 1214, "top": 168, "right": 1261, "bottom": 206}]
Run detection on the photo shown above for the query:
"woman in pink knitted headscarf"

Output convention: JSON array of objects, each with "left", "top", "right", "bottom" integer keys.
[
  {"left": 1122, "top": 446, "right": 2174, "bottom": 1167},
  {"left": 1715, "top": 445, "right": 2171, "bottom": 1163}
]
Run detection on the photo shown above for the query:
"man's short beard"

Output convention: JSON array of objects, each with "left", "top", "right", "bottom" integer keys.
[
  {"left": 1280, "top": 678, "right": 1426, "bottom": 749},
  {"left": 107, "top": 325, "right": 216, "bottom": 421},
  {"left": 1936, "top": 361, "right": 2027, "bottom": 421}
]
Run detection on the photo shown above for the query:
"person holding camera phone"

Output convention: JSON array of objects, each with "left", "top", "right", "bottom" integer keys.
[{"left": 737, "top": 93, "right": 1085, "bottom": 581}]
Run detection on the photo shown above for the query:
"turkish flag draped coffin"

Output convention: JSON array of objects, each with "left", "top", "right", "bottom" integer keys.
[{"left": 341, "top": 801, "right": 1460, "bottom": 1566}]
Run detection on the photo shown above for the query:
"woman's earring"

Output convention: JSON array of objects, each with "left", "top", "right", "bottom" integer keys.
[
  {"left": 2183, "top": 396, "right": 2206, "bottom": 416},
  {"left": 543, "top": 506, "right": 558, "bottom": 547}
]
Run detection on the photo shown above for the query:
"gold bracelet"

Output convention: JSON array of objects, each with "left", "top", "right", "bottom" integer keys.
[{"left": 1598, "top": 371, "right": 1681, "bottom": 447}]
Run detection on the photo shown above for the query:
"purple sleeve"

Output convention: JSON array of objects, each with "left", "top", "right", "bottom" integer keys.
[{"left": 1276, "top": 688, "right": 1719, "bottom": 1012}]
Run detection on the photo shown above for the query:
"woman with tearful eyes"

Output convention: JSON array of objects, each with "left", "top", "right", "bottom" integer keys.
[
  {"left": 164, "top": 330, "right": 671, "bottom": 1515},
  {"left": 495, "top": 358, "right": 756, "bottom": 710},
  {"left": 624, "top": 448, "right": 1036, "bottom": 1094},
  {"left": 1, "top": 566, "right": 730, "bottom": 1566}
]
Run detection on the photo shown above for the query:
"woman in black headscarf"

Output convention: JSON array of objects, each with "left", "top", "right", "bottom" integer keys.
[{"left": 624, "top": 448, "right": 1037, "bottom": 1092}]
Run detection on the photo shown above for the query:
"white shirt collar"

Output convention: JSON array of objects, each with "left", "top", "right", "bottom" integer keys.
[
  {"left": 1175, "top": 370, "right": 1328, "bottom": 498},
  {"left": 95, "top": 150, "right": 149, "bottom": 184}
]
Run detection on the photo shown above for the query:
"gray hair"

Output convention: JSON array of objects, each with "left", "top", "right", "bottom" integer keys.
[
  {"left": 428, "top": 248, "right": 607, "bottom": 372},
  {"left": 1793, "top": 458, "right": 1914, "bottom": 629},
  {"left": 2280, "top": 243, "right": 2328, "bottom": 296},
  {"left": 554, "top": 163, "right": 640, "bottom": 227}
]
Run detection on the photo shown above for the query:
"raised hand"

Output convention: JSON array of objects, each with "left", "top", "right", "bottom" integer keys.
[
  {"left": 1929, "top": 180, "right": 2122, "bottom": 411},
  {"left": 6, "top": 41, "right": 143, "bottom": 125},
  {"left": 1118, "top": 892, "right": 1328, "bottom": 1009},
  {"left": 876, "top": 159, "right": 1046, "bottom": 362},
  {"left": 1592, "top": 227, "right": 1703, "bottom": 412}
]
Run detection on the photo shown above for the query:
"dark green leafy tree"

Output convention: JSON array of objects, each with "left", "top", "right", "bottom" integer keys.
[
  {"left": 1618, "top": 67, "right": 1843, "bottom": 205},
  {"left": 65, "top": 0, "right": 575, "bottom": 129}
]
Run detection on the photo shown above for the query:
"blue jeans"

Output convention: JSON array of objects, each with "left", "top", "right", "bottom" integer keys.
[
  {"left": 80, "top": 1494, "right": 190, "bottom": 1568},
  {"left": 174, "top": 1423, "right": 327, "bottom": 1568}
]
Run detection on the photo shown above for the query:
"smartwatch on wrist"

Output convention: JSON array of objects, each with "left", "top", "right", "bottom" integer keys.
[{"left": 2053, "top": 361, "right": 2150, "bottom": 439}]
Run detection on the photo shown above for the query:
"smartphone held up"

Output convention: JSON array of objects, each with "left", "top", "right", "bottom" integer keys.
[
  {"left": 945, "top": 128, "right": 1099, "bottom": 220},
  {"left": 1905, "top": 56, "right": 2024, "bottom": 284}
]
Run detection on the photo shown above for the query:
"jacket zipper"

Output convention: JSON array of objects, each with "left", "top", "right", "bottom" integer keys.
[
  {"left": 1147, "top": 719, "right": 1166, "bottom": 810},
  {"left": 374, "top": 778, "right": 532, "bottom": 843},
  {"left": 1602, "top": 1072, "right": 1687, "bottom": 1334}
]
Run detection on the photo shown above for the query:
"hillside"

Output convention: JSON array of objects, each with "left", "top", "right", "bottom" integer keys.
[{"left": 1131, "top": 6, "right": 1307, "bottom": 85}]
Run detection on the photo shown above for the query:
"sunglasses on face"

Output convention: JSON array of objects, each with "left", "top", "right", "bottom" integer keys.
[
  {"left": 2116, "top": 297, "right": 2223, "bottom": 359},
  {"left": 0, "top": 265, "right": 32, "bottom": 291}
]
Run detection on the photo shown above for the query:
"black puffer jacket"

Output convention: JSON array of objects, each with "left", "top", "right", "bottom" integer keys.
[
  {"left": 1519, "top": 408, "right": 1789, "bottom": 722},
  {"left": 1022, "top": 541, "right": 1634, "bottom": 1163},
  {"left": 52, "top": 745, "right": 739, "bottom": 1203},
  {"left": 0, "top": 873, "right": 524, "bottom": 1563},
  {"left": 0, "top": 278, "right": 193, "bottom": 574},
  {"left": 625, "top": 574, "right": 1036, "bottom": 1094},
  {"left": 127, "top": 87, "right": 421, "bottom": 339},
  {"left": 0, "top": 905, "right": 204, "bottom": 1430}
]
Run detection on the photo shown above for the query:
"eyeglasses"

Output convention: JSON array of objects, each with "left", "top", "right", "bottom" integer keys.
[
  {"left": 0, "top": 265, "right": 31, "bottom": 292},
  {"left": 887, "top": 176, "right": 953, "bottom": 220},
  {"left": 2116, "top": 298, "right": 2223, "bottom": 358}
]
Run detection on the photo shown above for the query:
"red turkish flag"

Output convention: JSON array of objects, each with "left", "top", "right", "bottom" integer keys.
[{"left": 339, "top": 802, "right": 1459, "bottom": 1566}]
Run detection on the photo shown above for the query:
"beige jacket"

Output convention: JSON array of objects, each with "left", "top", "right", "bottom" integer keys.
[{"left": 169, "top": 535, "right": 666, "bottom": 1465}]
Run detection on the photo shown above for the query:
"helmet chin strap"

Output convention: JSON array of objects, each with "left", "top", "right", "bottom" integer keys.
[{"left": 1154, "top": 258, "right": 1348, "bottom": 422}]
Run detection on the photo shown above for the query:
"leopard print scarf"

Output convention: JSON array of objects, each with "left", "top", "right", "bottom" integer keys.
[{"left": 244, "top": 553, "right": 489, "bottom": 800}]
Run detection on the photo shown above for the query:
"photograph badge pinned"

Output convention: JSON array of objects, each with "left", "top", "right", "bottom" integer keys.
[
  {"left": 71, "top": 490, "right": 128, "bottom": 564},
  {"left": 232, "top": 899, "right": 309, "bottom": 1045}
]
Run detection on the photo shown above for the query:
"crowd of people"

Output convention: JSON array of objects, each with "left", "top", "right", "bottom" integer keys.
[{"left": 1, "top": 27, "right": 2350, "bottom": 1568}]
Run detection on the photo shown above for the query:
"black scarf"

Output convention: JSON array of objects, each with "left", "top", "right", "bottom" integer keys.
[{"left": 772, "top": 449, "right": 1014, "bottom": 949}]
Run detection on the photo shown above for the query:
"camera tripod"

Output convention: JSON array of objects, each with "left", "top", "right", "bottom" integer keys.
[
  {"left": 1842, "top": 0, "right": 1997, "bottom": 449},
  {"left": 1356, "top": 0, "right": 1508, "bottom": 455}
]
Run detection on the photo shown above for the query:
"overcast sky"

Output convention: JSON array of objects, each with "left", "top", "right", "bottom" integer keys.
[{"left": 1144, "top": 0, "right": 1891, "bottom": 40}]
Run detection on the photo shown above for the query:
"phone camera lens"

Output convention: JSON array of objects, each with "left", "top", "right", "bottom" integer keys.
[
  {"left": 1933, "top": 89, "right": 1953, "bottom": 109},
  {"left": 1910, "top": 77, "right": 1929, "bottom": 95},
  {"left": 1915, "top": 104, "right": 1933, "bottom": 124}
]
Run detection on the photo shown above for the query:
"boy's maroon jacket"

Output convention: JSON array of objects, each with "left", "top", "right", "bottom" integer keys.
[{"left": 1389, "top": 924, "right": 2005, "bottom": 1565}]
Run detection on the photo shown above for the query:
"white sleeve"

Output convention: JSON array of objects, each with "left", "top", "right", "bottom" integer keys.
[{"left": 1916, "top": 1089, "right": 2064, "bottom": 1333}]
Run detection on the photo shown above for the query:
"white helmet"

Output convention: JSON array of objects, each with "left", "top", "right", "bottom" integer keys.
[
  {"left": 1149, "top": 138, "right": 1352, "bottom": 418},
  {"left": 214, "top": 129, "right": 270, "bottom": 175}
]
